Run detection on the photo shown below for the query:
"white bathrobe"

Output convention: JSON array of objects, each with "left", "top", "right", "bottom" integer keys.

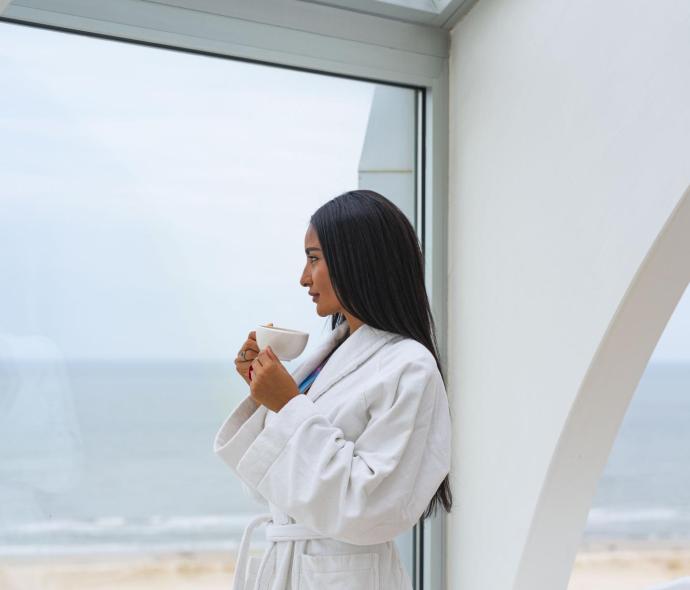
[{"left": 214, "top": 320, "right": 451, "bottom": 590}]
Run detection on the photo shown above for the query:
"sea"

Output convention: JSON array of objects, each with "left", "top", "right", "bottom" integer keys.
[
  {"left": 0, "top": 360, "right": 688, "bottom": 557},
  {"left": 585, "top": 362, "right": 690, "bottom": 543}
]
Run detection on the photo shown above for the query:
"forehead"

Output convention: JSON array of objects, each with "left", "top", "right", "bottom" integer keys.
[{"left": 304, "top": 224, "right": 320, "bottom": 245}]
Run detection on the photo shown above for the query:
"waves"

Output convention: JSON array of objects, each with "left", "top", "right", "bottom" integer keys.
[
  {"left": 587, "top": 508, "right": 687, "bottom": 525},
  {"left": 585, "top": 508, "right": 690, "bottom": 540},
  {"left": 6, "top": 514, "right": 250, "bottom": 535},
  {"left": 0, "top": 513, "right": 269, "bottom": 557}
]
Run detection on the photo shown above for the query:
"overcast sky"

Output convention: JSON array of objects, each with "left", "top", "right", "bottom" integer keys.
[
  {"left": 0, "top": 21, "right": 688, "bottom": 363},
  {"left": 0, "top": 21, "right": 380, "bottom": 364}
]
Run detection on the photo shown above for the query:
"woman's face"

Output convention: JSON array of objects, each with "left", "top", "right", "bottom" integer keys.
[{"left": 300, "top": 224, "right": 341, "bottom": 317}]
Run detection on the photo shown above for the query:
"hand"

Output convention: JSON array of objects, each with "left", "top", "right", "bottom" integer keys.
[
  {"left": 249, "top": 346, "right": 300, "bottom": 413},
  {"left": 235, "top": 325, "right": 271, "bottom": 386}
]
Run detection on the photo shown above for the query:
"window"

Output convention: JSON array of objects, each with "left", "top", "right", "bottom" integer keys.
[{"left": 0, "top": 21, "right": 419, "bottom": 587}]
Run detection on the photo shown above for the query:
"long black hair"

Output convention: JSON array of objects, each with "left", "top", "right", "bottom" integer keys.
[{"left": 309, "top": 189, "right": 452, "bottom": 520}]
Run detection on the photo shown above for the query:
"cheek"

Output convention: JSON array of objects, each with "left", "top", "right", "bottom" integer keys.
[
  {"left": 310, "top": 262, "right": 333, "bottom": 294},
  {"left": 314, "top": 268, "right": 332, "bottom": 294}
]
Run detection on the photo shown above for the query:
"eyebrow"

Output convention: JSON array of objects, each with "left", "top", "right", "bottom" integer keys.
[{"left": 305, "top": 247, "right": 322, "bottom": 254}]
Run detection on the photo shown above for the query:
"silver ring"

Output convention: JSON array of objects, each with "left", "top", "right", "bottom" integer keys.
[{"left": 239, "top": 349, "right": 246, "bottom": 361}]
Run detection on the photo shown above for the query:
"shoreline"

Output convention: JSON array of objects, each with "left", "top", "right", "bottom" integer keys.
[
  {"left": 0, "top": 550, "right": 240, "bottom": 590},
  {"left": 1, "top": 542, "right": 689, "bottom": 590},
  {"left": 569, "top": 540, "right": 690, "bottom": 590},
  {"left": 580, "top": 538, "right": 690, "bottom": 551}
]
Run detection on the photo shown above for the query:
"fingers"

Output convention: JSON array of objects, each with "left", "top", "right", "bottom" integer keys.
[
  {"left": 254, "top": 348, "right": 278, "bottom": 367},
  {"left": 248, "top": 349, "right": 271, "bottom": 374},
  {"left": 252, "top": 348, "right": 278, "bottom": 368},
  {"left": 239, "top": 326, "right": 273, "bottom": 385},
  {"left": 240, "top": 344, "right": 259, "bottom": 360},
  {"left": 253, "top": 349, "right": 268, "bottom": 368},
  {"left": 247, "top": 321, "right": 273, "bottom": 344},
  {"left": 235, "top": 338, "right": 259, "bottom": 384},
  {"left": 247, "top": 323, "right": 271, "bottom": 342},
  {"left": 238, "top": 336, "right": 259, "bottom": 360}
]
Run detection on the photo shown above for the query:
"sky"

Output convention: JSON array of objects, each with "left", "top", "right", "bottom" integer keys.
[
  {"left": 0, "top": 21, "right": 688, "bottom": 364},
  {"left": 651, "top": 285, "right": 690, "bottom": 362},
  {"left": 0, "top": 21, "right": 384, "bottom": 364}
]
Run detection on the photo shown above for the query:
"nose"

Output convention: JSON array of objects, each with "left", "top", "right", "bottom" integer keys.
[{"left": 300, "top": 263, "right": 310, "bottom": 287}]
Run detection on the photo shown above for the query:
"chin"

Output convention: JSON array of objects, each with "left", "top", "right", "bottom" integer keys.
[{"left": 315, "top": 303, "right": 334, "bottom": 317}]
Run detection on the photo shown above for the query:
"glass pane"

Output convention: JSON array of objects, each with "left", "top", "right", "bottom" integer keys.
[{"left": 0, "top": 21, "right": 417, "bottom": 588}]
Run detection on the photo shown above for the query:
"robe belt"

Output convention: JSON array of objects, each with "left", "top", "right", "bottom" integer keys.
[
  {"left": 233, "top": 513, "right": 330, "bottom": 590},
  {"left": 265, "top": 521, "right": 330, "bottom": 542}
]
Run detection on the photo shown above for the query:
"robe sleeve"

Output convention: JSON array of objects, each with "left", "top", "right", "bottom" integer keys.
[
  {"left": 241, "top": 480, "right": 269, "bottom": 507},
  {"left": 213, "top": 396, "right": 269, "bottom": 508},
  {"left": 214, "top": 359, "right": 451, "bottom": 545}
]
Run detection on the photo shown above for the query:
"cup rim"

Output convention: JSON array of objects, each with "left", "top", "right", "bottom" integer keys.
[{"left": 258, "top": 325, "right": 308, "bottom": 336}]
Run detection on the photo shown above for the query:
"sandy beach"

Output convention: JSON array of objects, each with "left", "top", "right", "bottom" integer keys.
[
  {"left": 569, "top": 541, "right": 690, "bottom": 590},
  {"left": 1, "top": 543, "right": 689, "bottom": 589},
  {"left": 0, "top": 551, "right": 239, "bottom": 590}
]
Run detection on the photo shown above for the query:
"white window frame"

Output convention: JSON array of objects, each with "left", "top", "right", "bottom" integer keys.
[{"left": 0, "top": 3, "right": 450, "bottom": 587}]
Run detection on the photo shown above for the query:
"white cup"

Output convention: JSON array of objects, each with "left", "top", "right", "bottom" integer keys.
[{"left": 255, "top": 324, "right": 309, "bottom": 361}]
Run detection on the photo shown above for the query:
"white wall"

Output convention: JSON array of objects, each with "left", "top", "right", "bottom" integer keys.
[{"left": 446, "top": 1, "right": 690, "bottom": 588}]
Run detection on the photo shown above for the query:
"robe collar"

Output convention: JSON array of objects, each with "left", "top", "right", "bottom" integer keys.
[{"left": 290, "top": 320, "right": 399, "bottom": 403}]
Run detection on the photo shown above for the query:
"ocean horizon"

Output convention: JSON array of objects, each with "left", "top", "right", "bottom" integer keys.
[{"left": 0, "top": 359, "right": 688, "bottom": 557}]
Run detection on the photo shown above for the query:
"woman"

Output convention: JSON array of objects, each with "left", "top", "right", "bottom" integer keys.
[{"left": 214, "top": 189, "right": 452, "bottom": 590}]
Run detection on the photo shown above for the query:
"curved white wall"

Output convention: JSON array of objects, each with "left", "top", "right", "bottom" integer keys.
[{"left": 447, "top": 1, "right": 690, "bottom": 588}]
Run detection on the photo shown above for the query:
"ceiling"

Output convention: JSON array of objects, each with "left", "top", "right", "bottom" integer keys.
[
  {"left": 0, "top": 0, "right": 476, "bottom": 30},
  {"left": 0, "top": 0, "right": 470, "bottom": 86},
  {"left": 296, "top": 0, "right": 476, "bottom": 28}
]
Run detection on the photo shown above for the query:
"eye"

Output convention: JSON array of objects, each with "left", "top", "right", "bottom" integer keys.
[{"left": 308, "top": 256, "right": 318, "bottom": 263}]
